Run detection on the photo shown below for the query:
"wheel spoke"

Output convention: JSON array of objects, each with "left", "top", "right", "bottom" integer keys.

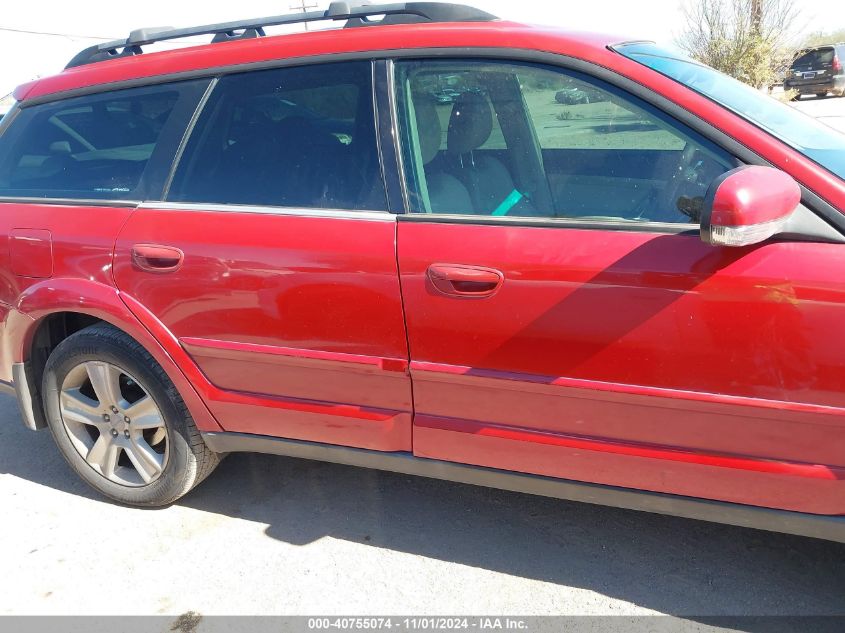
[
  {"left": 86, "top": 434, "right": 120, "bottom": 478},
  {"left": 61, "top": 360, "right": 168, "bottom": 487},
  {"left": 124, "top": 396, "right": 164, "bottom": 430},
  {"left": 126, "top": 437, "right": 163, "bottom": 483},
  {"left": 85, "top": 362, "right": 125, "bottom": 408},
  {"left": 60, "top": 389, "right": 104, "bottom": 428}
]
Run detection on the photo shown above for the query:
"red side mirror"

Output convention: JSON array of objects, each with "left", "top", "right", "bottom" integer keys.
[{"left": 701, "top": 166, "right": 801, "bottom": 247}]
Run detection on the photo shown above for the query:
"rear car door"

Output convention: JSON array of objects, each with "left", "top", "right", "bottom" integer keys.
[
  {"left": 113, "top": 61, "right": 412, "bottom": 451},
  {"left": 392, "top": 58, "right": 845, "bottom": 514},
  {"left": 0, "top": 80, "right": 208, "bottom": 381}
]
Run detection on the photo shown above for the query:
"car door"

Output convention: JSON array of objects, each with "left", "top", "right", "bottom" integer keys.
[
  {"left": 113, "top": 61, "right": 412, "bottom": 452},
  {"left": 392, "top": 58, "right": 845, "bottom": 514},
  {"left": 0, "top": 80, "right": 208, "bottom": 381}
]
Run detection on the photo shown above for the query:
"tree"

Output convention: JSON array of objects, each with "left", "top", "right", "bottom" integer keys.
[
  {"left": 801, "top": 28, "right": 845, "bottom": 49},
  {"left": 678, "top": 0, "right": 801, "bottom": 88}
]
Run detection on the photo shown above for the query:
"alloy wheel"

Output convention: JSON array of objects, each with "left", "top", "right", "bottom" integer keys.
[{"left": 58, "top": 361, "right": 169, "bottom": 487}]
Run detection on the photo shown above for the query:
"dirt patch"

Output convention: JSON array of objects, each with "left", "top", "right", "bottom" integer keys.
[{"left": 171, "top": 611, "right": 202, "bottom": 633}]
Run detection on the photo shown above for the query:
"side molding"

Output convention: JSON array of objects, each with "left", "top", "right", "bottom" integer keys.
[{"left": 202, "top": 431, "right": 845, "bottom": 544}]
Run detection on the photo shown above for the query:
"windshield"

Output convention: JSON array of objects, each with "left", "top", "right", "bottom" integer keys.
[{"left": 615, "top": 43, "right": 845, "bottom": 180}]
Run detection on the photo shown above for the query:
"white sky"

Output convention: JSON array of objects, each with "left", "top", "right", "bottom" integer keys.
[{"left": 1, "top": 0, "right": 843, "bottom": 96}]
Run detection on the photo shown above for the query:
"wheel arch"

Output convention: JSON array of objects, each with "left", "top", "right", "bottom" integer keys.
[{"left": 9, "top": 278, "right": 223, "bottom": 433}]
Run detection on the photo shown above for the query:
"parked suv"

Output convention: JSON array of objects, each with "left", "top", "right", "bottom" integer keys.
[
  {"left": 2, "top": 2, "right": 845, "bottom": 542},
  {"left": 785, "top": 44, "right": 845, "bottom": 98}
]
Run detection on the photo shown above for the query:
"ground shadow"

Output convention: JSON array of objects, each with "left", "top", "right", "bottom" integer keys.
[{"left": 3, "top": 394, "right": 844, "bottom": 625}]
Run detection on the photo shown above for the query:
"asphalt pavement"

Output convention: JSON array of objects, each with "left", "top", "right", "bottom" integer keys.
[
  {"left": 1, "top": 393, "right": 844, "bottom": 626},
  {"left": 791, "top": 92, "right": 845, "bottom": 133}
]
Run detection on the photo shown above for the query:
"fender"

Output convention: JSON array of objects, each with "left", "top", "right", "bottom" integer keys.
[{"left": 12, "top": 277, "right": 223, "bottom": 432}]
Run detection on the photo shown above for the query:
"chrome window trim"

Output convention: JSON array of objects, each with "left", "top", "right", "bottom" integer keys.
[
  {"left": 0, "top": 196, "right": 140, "bottom": 208},
  {"left": 11, "top": 46, "right": 842, "bottom": 231},
  {"left": 397, "top": 212, "right": 699, "bottom": 234},
  {"left": 138, "top": 201, "right": 396, "bottom": 221}
]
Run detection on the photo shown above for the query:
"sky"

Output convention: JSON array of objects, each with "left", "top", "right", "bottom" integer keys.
[{"left": 1, "top": 0, "right": 844, "bottom": 96}]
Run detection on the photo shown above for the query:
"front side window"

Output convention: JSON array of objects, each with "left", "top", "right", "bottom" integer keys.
[
  {"left": 0, "top": 82, "right": 204, "bottom": 200},
  {"left": 168, "top": 61, "right": 387, "bottom": 210},
  {"left": 394, "top": 60, "right": 735, "bottom": 224}
]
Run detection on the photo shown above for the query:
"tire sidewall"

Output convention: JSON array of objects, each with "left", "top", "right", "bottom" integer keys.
[{"left": 42, "top": 327, "right": 194, "bottom": 506}]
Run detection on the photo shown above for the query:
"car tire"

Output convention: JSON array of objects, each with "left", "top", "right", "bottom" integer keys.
[
  {"left": 41, "top": 323, "right": 219, "bottom": 506},
  {"left": 816, "top": 92, "right": 827, "bottom": 98}
]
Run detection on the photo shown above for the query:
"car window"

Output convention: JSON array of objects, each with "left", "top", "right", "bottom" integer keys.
[
  {"left": 394, "top": 60, "right": 735, "bottom": 224},
  {"left": 617, "top": 43, "right": 845, "bottom": 180},
  {"left": 413, "top": 73, "right": 507, "bottom": 150},
  {"left": 0, "top": 82, "right": 205, "bottom": 200},
  {"left": 168, "top": 61, "right": 387, "bottom": 211},
  {"left": 792, "top": 48, "right": 835, "bottom": 68}
]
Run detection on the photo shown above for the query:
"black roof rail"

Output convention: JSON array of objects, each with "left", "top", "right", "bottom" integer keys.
[{"left": 65, "top": 2, "right": 498, "bottom": 69}]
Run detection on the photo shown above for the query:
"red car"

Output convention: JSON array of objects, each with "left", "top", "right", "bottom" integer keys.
[{"left": 2, "top": 2, "right": 845, "bottom": 542}]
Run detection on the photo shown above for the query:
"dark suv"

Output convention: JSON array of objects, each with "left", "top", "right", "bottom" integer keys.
[{"left": 785, "top": 44, "right": 845, "bottom": 98}]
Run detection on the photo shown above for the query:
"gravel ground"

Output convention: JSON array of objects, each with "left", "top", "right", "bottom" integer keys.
[{"left": 1, "top": 393, "right": 844, "bottom": 626}]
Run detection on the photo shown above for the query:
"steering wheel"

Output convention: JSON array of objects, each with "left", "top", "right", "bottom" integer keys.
[{"left": 658, "top": 142, "right": 701, "bottom": 222}]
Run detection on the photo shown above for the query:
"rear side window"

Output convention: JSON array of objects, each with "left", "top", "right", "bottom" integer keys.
[
  {"left": 0, "top": 81, "right": 208, "bottom": 200},
  {"left": 168, "top": 61, "right": 387, "bottom": 211}
]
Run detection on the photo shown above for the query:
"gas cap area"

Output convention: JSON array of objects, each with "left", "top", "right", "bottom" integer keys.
[{"left": 10, "top": 228, "right": 53, "bottom": 278}]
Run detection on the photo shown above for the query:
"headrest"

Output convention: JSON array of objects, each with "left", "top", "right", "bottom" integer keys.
[
  {"left": 413, "top": 96, "right": 442, "bottom": 165},
  {"left": 447, "top": 91, "right": 493, "bottom": 155}
]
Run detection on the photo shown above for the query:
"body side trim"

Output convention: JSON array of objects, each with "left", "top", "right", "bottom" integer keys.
[
  {"left": 410, "top": 360, "right": 845, "bottom": 422},
  {"left": 205, "top": 388, "right": 405, "bottom": 423},
  {"left": 414, "top": 414, "right": 844, "bottom": 480},
  {"left": 181, "top": 337, "right": 409, "bottom": 373},
  {"left": 201, "top": 431, "right": 845, "bottom": 543}
]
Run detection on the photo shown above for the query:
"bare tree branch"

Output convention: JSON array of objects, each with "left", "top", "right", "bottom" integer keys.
[{"left": 677, "top": 0, "right": 801, "bottom": 88}]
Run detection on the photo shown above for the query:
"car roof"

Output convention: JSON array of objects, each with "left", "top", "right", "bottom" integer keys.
[{"left": 14, "top": 21, "right": 631, "bottom": 103}]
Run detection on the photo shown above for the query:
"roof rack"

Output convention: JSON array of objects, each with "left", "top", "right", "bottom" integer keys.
[{"left": 65, "top": 1, "right": 498, "bottom": 69}]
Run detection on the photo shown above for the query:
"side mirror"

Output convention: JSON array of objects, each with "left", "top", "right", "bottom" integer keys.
[{"left": 700, "top": 166, "right": 801, "bottom": 247}]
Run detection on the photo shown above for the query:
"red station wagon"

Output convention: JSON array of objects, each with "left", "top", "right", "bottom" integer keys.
[{"left": 2, "top": 2, "right": 845, "bottom": 542}]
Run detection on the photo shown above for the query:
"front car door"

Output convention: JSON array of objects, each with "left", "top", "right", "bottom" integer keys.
[
  {"left": 392, "top": 58, "right": 845, "bottom": 514},
  {"left": 113, "top": 61, "right": 412, "bottom": 451}
]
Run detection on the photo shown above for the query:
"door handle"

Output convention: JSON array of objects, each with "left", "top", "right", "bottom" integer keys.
[
  {"left": 131, "top": 244, "right": 184, "bottom": 273},
  {"left": 426, "top": 264, "right": 504, "bottom": 298}
]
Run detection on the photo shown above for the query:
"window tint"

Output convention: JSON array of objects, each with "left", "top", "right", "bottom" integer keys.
[
  {"left": 792, "top": 48, "right": 835, "bottom": 68},
  {"left": 0, "top": 82, "right": 205, "bottom": 200},
  {"left": 618, "top": 43, "right": 845, "bottom": 180},
  {"left": 394, "top": 60, "right": 735, "bottom": 224},
  {"left": 526, "top": 72, "right": 685, "bottom": 151},
  {"left": 169, "top": 62, "right": 387, "bottom": 210}
]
